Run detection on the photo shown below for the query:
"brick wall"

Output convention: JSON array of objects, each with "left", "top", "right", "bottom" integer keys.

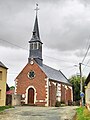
[
  {"left": 61, "top": 84, "right": 72, "bottom": 105},
  {"left": 61, "top": 84, "right": 65, "bottom": 103},
  {"left": 66, "top": 86, "right": 72, "bottom": 103},
  {"left": 49, "top": 81, "right": 56, "bottom": 106},
  {"left": 15, "top": 60, "right": 72, "bottom": 106},
  {"left": 15, "top": 61, "right": 47, "bottom": 106}
]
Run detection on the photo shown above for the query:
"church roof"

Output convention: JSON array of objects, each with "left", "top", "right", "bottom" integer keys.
[
  {"left": 30, "top": 14, "right": 41, "bottom": 43},
  {"left": 0, "top": 61, "right": 8, "bottom": 69},
  {"left": 40, "top": 64, "right": 71, "bottom": 86},
  {"left": 33, "top": 15, "right": 40, "bottom": 39}
]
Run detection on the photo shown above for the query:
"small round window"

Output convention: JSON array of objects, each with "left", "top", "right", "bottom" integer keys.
[{"left": 28, "top": 70, "right": 35, "bottom": 79}]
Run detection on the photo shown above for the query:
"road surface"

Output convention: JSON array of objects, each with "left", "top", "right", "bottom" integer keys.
[{"left": 0, "top": 106, "right": 77, "bottom": 120}]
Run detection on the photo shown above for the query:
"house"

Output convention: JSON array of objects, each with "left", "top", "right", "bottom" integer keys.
[
  {"left": 6, "top": 85, "right": 15, "bottom": 106},
  {"left": 15, "top": 6, "right": 73, "bottom": 106},
  {"left": 85, "top": 73, "right": 90, "bottom": 110},
  {"left": 6, "top": 88, "right": 14, "bottom": 95},
  {"left": 0, "top": 61, "right": 8, "bottom": 106}
]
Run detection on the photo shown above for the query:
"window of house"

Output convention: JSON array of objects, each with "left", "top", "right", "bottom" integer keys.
[
  {"left": 0, "top": 90, "right": 1, "bottom": 99},
  {"left": 0, "top": 71, "right": 2, "bottom": 80}
]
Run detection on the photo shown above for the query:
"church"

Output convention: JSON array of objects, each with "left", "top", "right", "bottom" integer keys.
[{"left": 15, "top": 5, "right": 73, "bottom": 106}]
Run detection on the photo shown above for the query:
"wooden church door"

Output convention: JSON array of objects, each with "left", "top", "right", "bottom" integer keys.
[{"left": 28, "top": 88, "right": 34, "bottom": 104}]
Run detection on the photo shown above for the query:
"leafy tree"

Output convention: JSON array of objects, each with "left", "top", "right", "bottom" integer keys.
[
  {"left": 10, "top": 86, "right": 15, "bottom": 90},
  {"left": 69, "top": 75, "right": 86, "bottom": 101}
]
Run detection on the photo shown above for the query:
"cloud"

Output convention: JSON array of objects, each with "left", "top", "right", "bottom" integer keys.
[
  {"left": 79, "top": 0, "right": 90, "bottom": 6},
  {"left": 0, "top": 46, "right": 28, "bottom": 86},
  {"left": 0, "top": 46, "right": 28, "bottom": 64},
  {"left": 1, "top": 0, "right": 90, "bottom": 86},
  {"left": 0, "top": 0, "right": 90, "bottom": 54},
  {"left": 40, "top": 0, "right": 90, "bottom": 51},
  {"left": 0, "top": 0, "right": 90, "bottom": 51}
]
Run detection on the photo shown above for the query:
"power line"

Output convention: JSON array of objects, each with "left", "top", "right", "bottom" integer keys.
[
  {"left": 83, "top": 59, "right": 90, "bottom": 72},
  {"left": 0, "top": 37, "right": 82, "bottom": 77},
  {"left": 0, "top": 38, "right": 28, "bottom": 50},
  {"left": 80, "top": 38, "right": 89, "bottom": 59},
  {"left": 79, "top": 44, "right": 90, "bottom": 106},
  {"left": 82, "top": 45, "right": 90, "bottom": 63},
  {"left": 59, "top": 65, "right": 78, "bottom": 70},
  {"left": 0, "top": 38, "right": 77, "bottom": 64},
  {"left": 82, "top": 63, "right": 90, "bottom": 68},
  {"left": 43, "top": 55, "right": 76, "bottom": 64},
  {"left": 76, "top": 37, "right": 90, "bottom": 63}
]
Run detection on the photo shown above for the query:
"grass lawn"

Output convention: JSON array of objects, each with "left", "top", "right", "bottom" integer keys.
[
  {"left": 0, "top": 106, "right": 13, "bottom": 112},
  {"left": 76, "top": 107, "right": 90, "bottom": 120}
]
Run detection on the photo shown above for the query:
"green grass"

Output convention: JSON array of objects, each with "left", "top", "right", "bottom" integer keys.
[
  {"left": 0, "top": 106, "right": 13, "bottom": 112},
  {"left": 76, "top": 107, "right": 90, "bottom": 120}
]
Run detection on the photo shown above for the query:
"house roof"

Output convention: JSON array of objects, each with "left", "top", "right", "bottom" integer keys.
[
  {"left": 6, "top": 89, "right": 14, "bottom": 95},
  {"left": 0, "top": 61, "right": 8, "bottom": 69},
  {"left": 39, "top": 64, "right": 71, "bottom": 86},
  {"left": 85, "top": 73, "right": 90, "bottom": 85}
]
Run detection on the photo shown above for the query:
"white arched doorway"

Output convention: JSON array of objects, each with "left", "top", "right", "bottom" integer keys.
[
  {"left": 25, "top": 86, "right": 36, "bottom": 104},
  {"left": 28, "top": 88, "right": 34, "bottom": 104}
]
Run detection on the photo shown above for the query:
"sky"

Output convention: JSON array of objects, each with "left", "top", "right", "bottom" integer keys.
[{"left": 0, "top": 0, "right": 90, "bottom": 86}]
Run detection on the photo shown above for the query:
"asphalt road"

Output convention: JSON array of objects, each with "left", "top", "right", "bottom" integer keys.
[{"left": 0, "top": 106, "right": 77, "bottom": 120}]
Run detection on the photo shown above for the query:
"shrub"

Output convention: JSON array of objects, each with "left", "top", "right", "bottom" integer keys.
[
  {"left": 0, "top": 106, "right": 13, "bottom": 112},
  {"left": 55, "top": 101, "right": 61, "bottom": 107}
]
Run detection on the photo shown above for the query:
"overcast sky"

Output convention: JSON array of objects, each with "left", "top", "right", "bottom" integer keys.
[{"left": 0, "top": 0, "right": 90, "bottom": 86}]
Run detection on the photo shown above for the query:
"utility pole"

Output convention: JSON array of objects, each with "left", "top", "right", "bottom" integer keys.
[{"left": 79, "top": 63, "right": 84, "bottom": 106}]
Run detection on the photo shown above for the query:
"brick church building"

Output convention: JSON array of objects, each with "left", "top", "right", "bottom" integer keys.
[{"left": 15, "top": 5, "right": 73, "bottom": 106}]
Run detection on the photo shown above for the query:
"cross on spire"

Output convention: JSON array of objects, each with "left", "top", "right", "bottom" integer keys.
[{"left": 34, "top": 3, "right": 39, "bottom": 15}]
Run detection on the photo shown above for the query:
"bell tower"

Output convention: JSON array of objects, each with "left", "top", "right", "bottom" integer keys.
[{"left": 28, "top": 4, "right": 43, "bottom": 66}]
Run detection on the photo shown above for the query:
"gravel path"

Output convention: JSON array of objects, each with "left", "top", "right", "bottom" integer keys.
[{"left": 0, "top": 106, "right": 78, "bottom": 120}]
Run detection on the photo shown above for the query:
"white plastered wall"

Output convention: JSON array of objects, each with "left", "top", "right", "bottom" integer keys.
[{"left": 45, "top": 78, "right": 49, "bottom": 106}]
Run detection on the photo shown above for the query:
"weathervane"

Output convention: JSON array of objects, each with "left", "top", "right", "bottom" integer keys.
[{"left": 34, "top": 3, "right": 39, "bottom": 15}]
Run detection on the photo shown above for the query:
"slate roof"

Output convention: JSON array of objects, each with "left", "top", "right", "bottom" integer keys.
[
  {"left": 30, "top": 14, "right": 42, "bottom": 43},
  {"left": 0, "top": 61, "right": 8, "bottom": 69},
  {"left": 33, "top": 15, "right": 40, "bottom": 40},
  {"left": 40, "top": 64, "right": 71, "bottom": 86}
]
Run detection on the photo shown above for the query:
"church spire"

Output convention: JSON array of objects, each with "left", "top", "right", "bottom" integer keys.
[
  {"left": 33, "top": 14, "right": 40, "bottom": 39},
  {"left": 31, "top": 4, "right": 40, "bottom": 41},
  {"left": 28, "top": 4, "right": 43, "bottom": 66}
]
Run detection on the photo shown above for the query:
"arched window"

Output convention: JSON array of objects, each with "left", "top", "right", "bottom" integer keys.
[
  {"left": 34, "top": 43, "right": 37, "bottom": 49},
  {"left": 30, "top": 43, "right": 33, "bottom": 50},
  {"left": 30, "top": 42, "right": 42, "bottom": 50},
  {"left": 38, "top": 42, "right": 42, "bottom": 50}
]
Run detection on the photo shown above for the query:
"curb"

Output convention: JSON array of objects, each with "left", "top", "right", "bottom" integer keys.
[{"left": 72, "top": 112, "right": 77, "bottom": 120}]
